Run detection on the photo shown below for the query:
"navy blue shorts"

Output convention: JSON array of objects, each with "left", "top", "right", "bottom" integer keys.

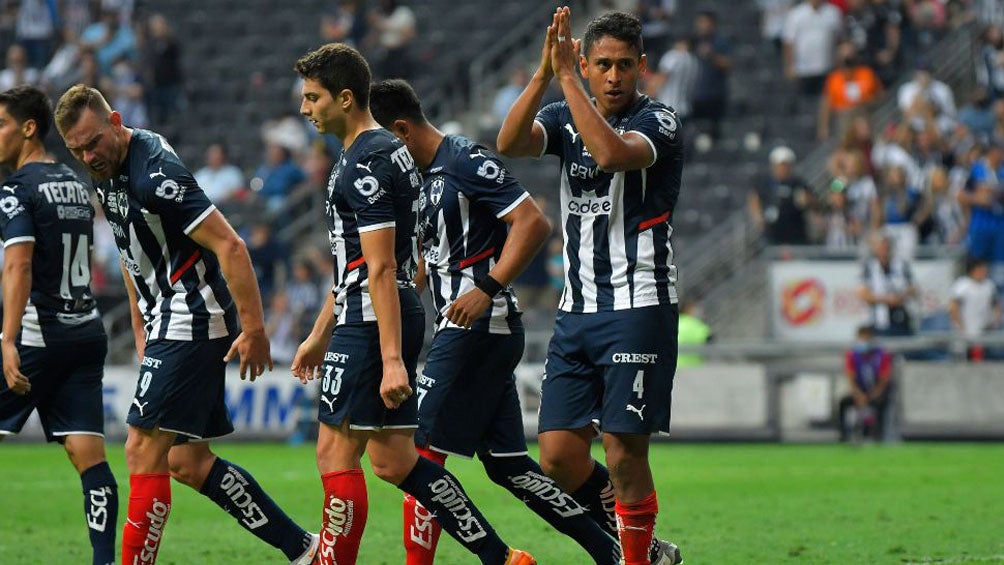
[
  {"left": 318, "top": 289, "right": 425, "bottom": 430},
  {"left": 126, "top": 337, "right": 235, "bottom": 441},
  {"left": 0, "top": 339, "right": 107, "bottom": 443},
  {"left": 538, "top": 303, "right": 678, "bottom": 435},
  {"left": 416, "top": 329, "right": 528, "bottom": 458}
]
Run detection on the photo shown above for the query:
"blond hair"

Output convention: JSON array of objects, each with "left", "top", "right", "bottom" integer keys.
[{"left": 54, "top": 84, "right": 112, "bottom": 135}]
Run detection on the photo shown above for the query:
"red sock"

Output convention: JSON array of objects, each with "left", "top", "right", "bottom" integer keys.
[
  {"left": 404, "top": 447, "right": 447, "bottom": 565},
  {"left": 122, "top": 473, "right": 172, "bottom": 565},
  {"left": 318, "top": 469, "right": 368, "bottom": 565},
  {"left": 616, "top": 492, "right": 659, "bottom": 565}
]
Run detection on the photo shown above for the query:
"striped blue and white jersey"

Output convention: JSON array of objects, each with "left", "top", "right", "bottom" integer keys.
[
  {"left": 0, "top": 162, "right": 105, "bottom": 346},
  {"left": 419, "top": 134, "right": 529, "bottom": 335},
  {"left": 325, "top": 128, "right": 421, "bottom": 326},
  {"left": 94, "top": 129, "right": 238, "bottom": 342},
  {"left": 535, "top": 94, "right": 682, "bottom": 313}
]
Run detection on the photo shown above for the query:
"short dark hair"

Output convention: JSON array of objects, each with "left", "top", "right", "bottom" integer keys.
[
  {"left": 294, "top": 43, "right": 371, "bottom": 110},
  {"left": 370, "top": 79, "right": 427, "bottom": 129},
  {"left": 583, "top": 11, "right": 643, "bottom": 58},
  {"left": 54, "top": 84, "right": 111, "bottom": 135},
  {"left": 966, "top": 257, "right": 989, "bottom": 274},
  {"left": 856, "top": 324, "right": 876, "bottom": 338},
  {"left": 0, "top": 85, "right": 53, "bottom": 141}
]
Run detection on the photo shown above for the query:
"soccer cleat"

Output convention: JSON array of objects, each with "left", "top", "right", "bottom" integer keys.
[
  {"left": 291, "top": 533, "right": 320, "bottom": 565},
  {"left": 650, "top": 539, "right": 683, "bottom": 565},
  {"left": 504, "top": 548, "right": 537, "bottom": 565}
]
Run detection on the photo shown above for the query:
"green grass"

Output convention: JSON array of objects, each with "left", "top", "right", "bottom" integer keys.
[{"left": 1, "top": 443, "right": 1003, "bottom": 564}]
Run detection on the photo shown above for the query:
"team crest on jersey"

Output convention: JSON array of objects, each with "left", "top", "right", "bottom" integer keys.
[
  {"left": 104, "top": 189, "right": 129, "bottom": 218},
  {"left": 429, "top": 177, "right": 445, "bottom": 206}
]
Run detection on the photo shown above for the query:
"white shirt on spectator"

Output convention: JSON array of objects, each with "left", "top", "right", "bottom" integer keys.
[
  {"left": 656, "top": 48, "right": 699, "bottom": 117},
  {"left": 758, "top": 0, "right": 796, "bottom": 41},
  {"left": 0, "top": 67, "right": 40, "bottom": 91},
  {"left": 379, "top": 6, "right": 416, "bottom": 49},
  {"left": 871, "top": 141, "right": 924, "bottom": 187},
  {"left": 897, "top": 79, "right": 957, "bottom": 118},
  {"left": 950, "top": 275, "right": 999, "bottom": 338},
  {"left": 195, "top": 164, "right": 245, "bottom": 203},
  {"left": 783, "top": 1, "right": 843, "bottom": 77}
]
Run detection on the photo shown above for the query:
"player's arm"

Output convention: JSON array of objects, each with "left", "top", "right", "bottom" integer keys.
[
  {"left": 414, "top": 251, "right": 428, "bottom": 294},
  {"left": 948, "top": 296, "right": 963, "bottom": 332},
  {"left": 291, "top": 288, "right": 336, "bottom": 384},
  {"left": 445, "top": 198, "right": 551, "bottom": 328},
  {"left": 1, "top": 242, "right": 33, "bottom": 394},
  {"left": 869, "top": 353, "right": 894, "bottom": 400},
  {"left": 188, "top": 210, "right": 273, "bottom": 380},
  {"left": 496, "top": 10, "right": 558, "bottom": 158},
  {"left": 844, "top": 353, "right": 867, "bottom": 406},
  {"left": 120, "top": 259, "right": 147, "bottom": 360},
  {"left": 549, "top": 8, "right": 656, "bottom": 172},
  {"left": 359, "top": 226, "right": 412, "bottom": 410}
]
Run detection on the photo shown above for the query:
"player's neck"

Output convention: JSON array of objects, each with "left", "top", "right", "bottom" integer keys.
[
  {"left": 342, "top": 112, "right": 381, "bottom": 151},
  {"left": 412, "top": 124, "right": 444, "bottom": 170},
  {"left": 15, "top": 141, "right": 50, "bottom": 170}
]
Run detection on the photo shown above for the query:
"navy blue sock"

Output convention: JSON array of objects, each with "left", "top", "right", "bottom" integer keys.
[
  {"left": 199, "top": 458, "right": 312, "bottom": 561},
  {"left": 398, "top": 456, "right": 509, "bottom": 565},
  {"left": 483, "top": 454, "right": 621, "bottom": 565},
  {"left": 80, "top": 461, "right": 118, "bottom": 565},
  {"left": 570, "top": 461, "right": 618, "bottom": 537}
]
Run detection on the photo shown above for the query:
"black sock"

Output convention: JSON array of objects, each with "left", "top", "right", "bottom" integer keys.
[
  {"left": 569, "top": 461, "right": 618, "bottom": 536},
  {"left": 398, "top": 456, "right": 509, "bottom": 565},
  {"left": 483, "top": 454, "right": 620, "bottom": 565},
  {"left": 199, "top": 458, "right": 312, "bottom": 561},
  {"left": 81, "top": 461, "right": 118, "bottom": 565}
]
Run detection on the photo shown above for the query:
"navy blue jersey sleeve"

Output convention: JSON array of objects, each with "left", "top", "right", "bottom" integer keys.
[
  {"left": 0, "top": 180, "right": 35, "bottom": 247},
  {"left": 628, "top": 106, "right": 683, "bottom": 168},
  {"left": 135, "top": 159, "right": 216, "bottom": 235},
  {"left": 534, "top": 101, "right": 565, "bottom": 158},
  {"left": 344, "top": 151, "right": 399, "bottom": 233},
  {"left": 457, "top": 147, "right": 530, "bottom": 218}
]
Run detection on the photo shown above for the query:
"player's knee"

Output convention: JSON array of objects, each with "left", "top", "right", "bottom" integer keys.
[{"left": 369, "top": 457, "right": 410, "bottom": 485}]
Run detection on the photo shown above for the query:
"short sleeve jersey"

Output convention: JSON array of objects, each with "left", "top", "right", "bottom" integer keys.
[
  {"left": 535, "top": 94, "right": 682, "bottom": 313},
  {"left": 0, "top": 162, "right": 104, "bottom": 346},
  {"left": 94, "top": 128, "right": 238, "bottom": 342},
  {"left": 325, "top": 128, "right": 421, "bottom": 325},
  {"left": 419, "top": 134, "right": 530, "bottom": 334}
]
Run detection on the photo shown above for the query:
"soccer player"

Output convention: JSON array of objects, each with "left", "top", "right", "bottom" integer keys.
[
  {"left": 370, "top": 79, "right": 622, "bottom": 565},
  {"left": 53, "top": 85, "right": 319, "bottom": 565},
  {"left": 0, "top": 85, "right": 118, "bottom": 565},
  {"left": 498, "top": 8, "right": 683, "bottom": 565},
  {"left": 291, "top": 44, "right": 534, "bottom": 565}
]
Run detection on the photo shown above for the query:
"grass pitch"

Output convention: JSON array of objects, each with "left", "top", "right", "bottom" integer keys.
[{"left": 1, "top": 442, "right": 1002, "bottom": 564}]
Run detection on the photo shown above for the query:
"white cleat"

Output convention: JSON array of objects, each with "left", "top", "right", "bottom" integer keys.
[
  {"left": 291, "top": 533, "right": 320, "bottom": 565},
  {"left": 651, "top": 539, "right": 683, "bottom": 565}
]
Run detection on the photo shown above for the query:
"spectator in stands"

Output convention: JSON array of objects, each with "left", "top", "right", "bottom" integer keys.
[
  {"left": 844, "top": 0, "right": 903, "bottom": 85},
  {"left": 143, "top": 13, "right": 183, "bottom": 128},
  {"left": 80, "top": 9, "right": 135, "bottom": 74},
  {"left": 783, "top": 0, "right": 843, "bottom": 98},
  {"left": 0, "top": 44, "right": 40, "bottom": 91},
  {"left": 102, "top": 56, "right": 147, "bottom": 127},
  {"left": 838, "top": 324, "right": 894, "bottom": 442},
  {"left": 898, "top": 62, "right": 958, "bottom": 134},
  {"left": 924, "top": 166, "right": 966, "bottom": 245},
  {"left": 950, "top": 258, "right": 1002, "bottom": 360},
  {"left": 913, "top": 123, "right": 948, "bottom": 170},
  {"left": 74, "top": 47, "right": 102, "bottom": 89},
  {"left": 320, "top": 0, "right": 368, "bottom": 49},
  {"left": 833, "top": 149, "right": 880, "bottom": 246},
  {"left": 749, "top": 146, "right": 813, "bottom": 245},
  {"left": 758, "top": 0, "right": 796, "bottom": 55},
  {"left": 638, "top": 0, "right": 677, "bottom": 56},
  {"left": 246, "top": 220, "right": 288, "bottom": 306},
  {"left": 15, "top": 0, "right": 57, "bottom": 68},
  {"left": 266, "top": 290, "right": 297, "bottom": 365},
  {"left": 545, "top": 236, "right": 564, "bottom": 300},
  {"left": 285, "top": 258, "right": 322, "bottom": 339},
  {"left": 41, "top": 27, "right": 82, "bottom": 94},
  {"left": 976, "top": 24, "right": 1004, "bottom": 101},
  {"left": 961, "top": 142, "right": 1004, "bottom": 277},
  {"left": 250, "top": 143, "right": 306, "bottom": 214},
  {"left": 859, "top": 233, "right": 917, "bottom": 336},
  {"left": 690, "top": 10, "right": 732, "bottom": 140},
  {"left": 647, "top": 36, "right": 698, "bottom": 120},
  {"left": 818, "top": 40, "right": 883, "bottom": 140},
  {"left": 876, "top": 164, "right": 930, "bottom": 260},
  {"left": 194, "top": 143, "right": 245, "bottom": 209},
  {"left": 959, "top": 87, "right": 995, "bottom": 142},
  {"left": 829, "top": 112, "right": 877, "bottom": 179},
  {"left": 904, "top": 0, "right": 948, "bottom": 58},
  {"left": 677, "top": 300, "right": 712, "bottom": 368},
  {"left": 873, "top": 122, "right": 924, "bottom": 188},
  {"left": 370, "top": 0, "right": 416, "bottom": 79},
  {"left": 492, "top": 67, "right": 529, "bottom": 126}
]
